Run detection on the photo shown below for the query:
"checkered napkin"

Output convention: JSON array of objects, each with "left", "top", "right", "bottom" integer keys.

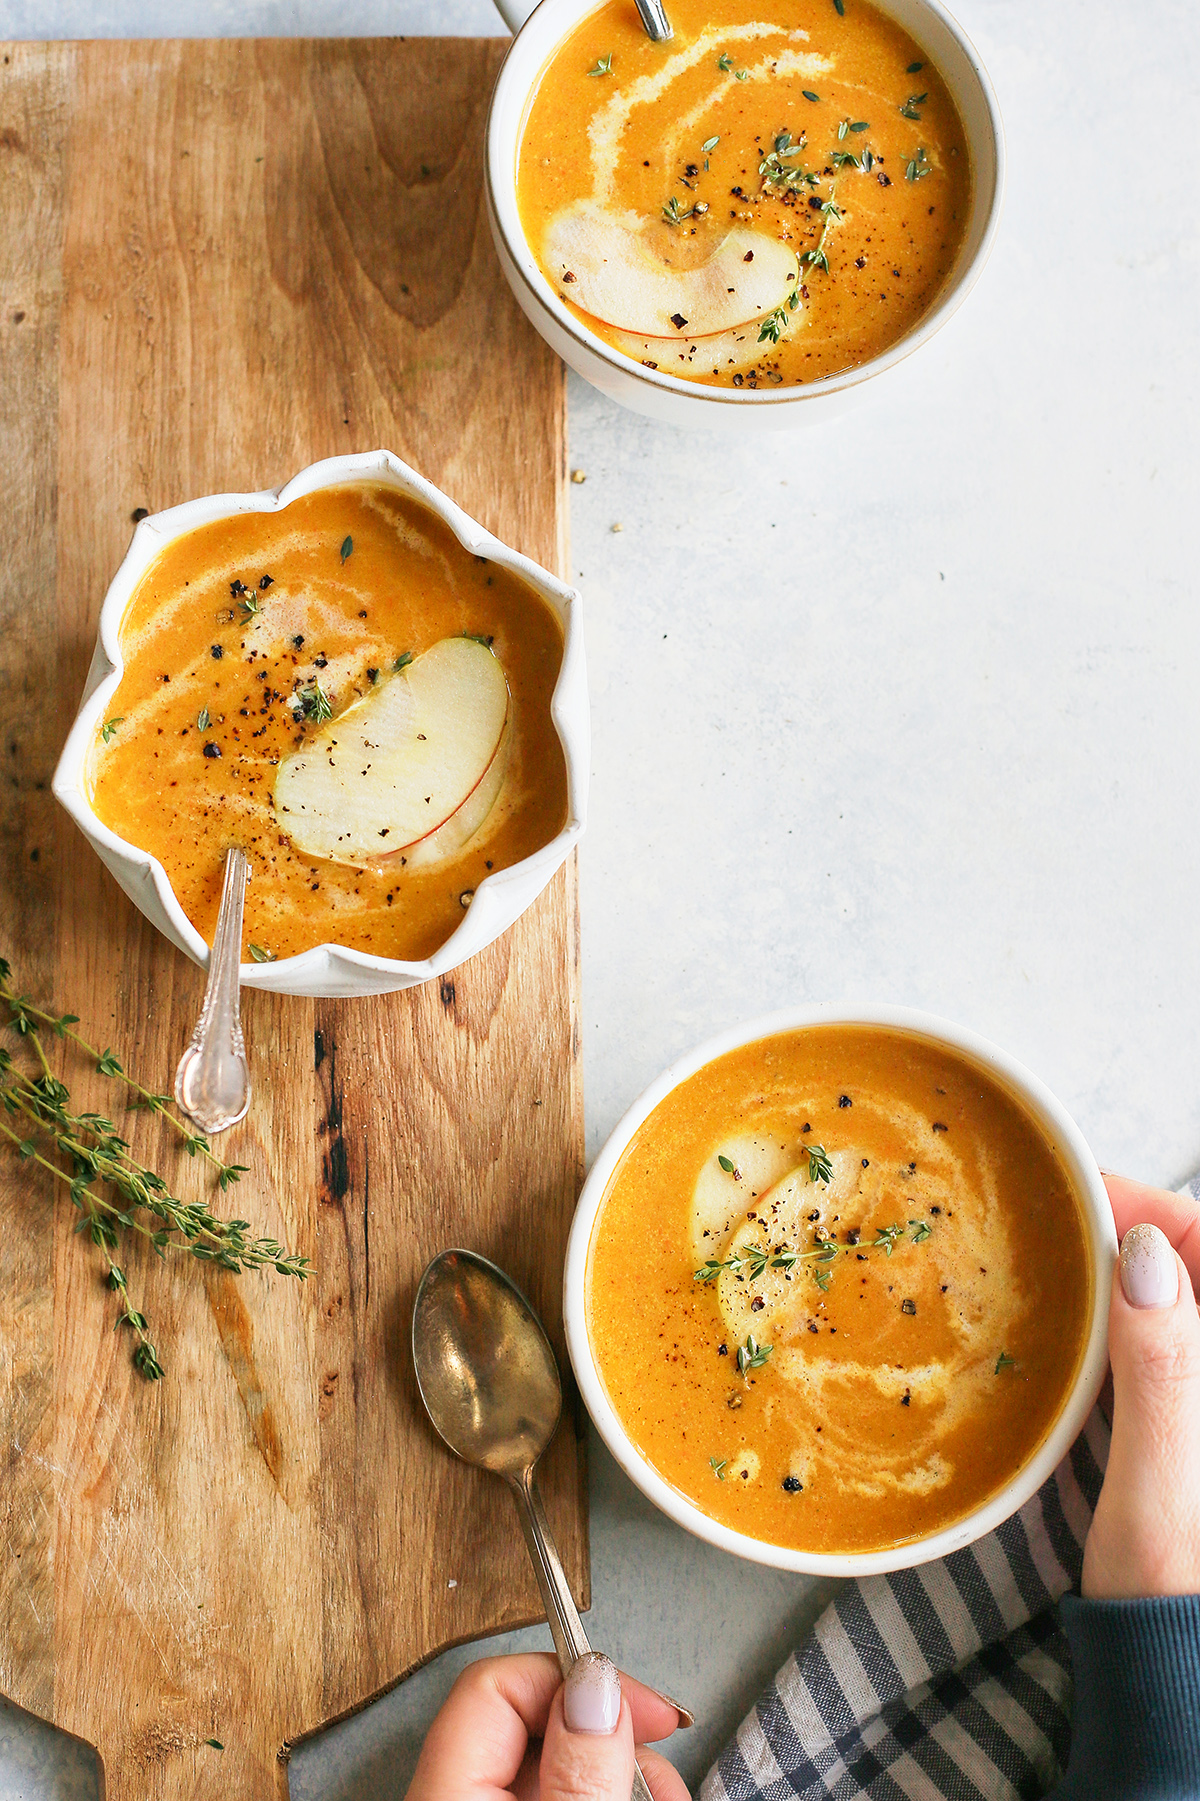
[
  {"left": 701, "top": 1172, "right": 1200, "bottom": 1800},
  {"left": 699, "top": 1408, "right": 1110, "bottom": 1801}
]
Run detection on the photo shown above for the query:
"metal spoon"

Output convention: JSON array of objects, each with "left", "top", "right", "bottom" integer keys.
[
  {"left": 635, "top": 0, "right": 673, "bottom": 41},
  {"left": 174, "top": 846, "right": 251, "bottom": 1135},
  {"left": 411, "top": 1249, "right": 656, "bottom": 1800}
]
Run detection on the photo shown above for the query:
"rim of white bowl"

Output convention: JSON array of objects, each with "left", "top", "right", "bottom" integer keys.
[
  {"left": 487, "top": 0, "right": 1007, "bottom": 409},
  {"left": 564, "top": 1003, "right": 1115, "bottom": 1576},
  {"left": 51, "top": 449, "right": 588, "bottom": 992}
]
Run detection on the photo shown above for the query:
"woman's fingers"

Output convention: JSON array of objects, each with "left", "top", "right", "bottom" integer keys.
[
  {"left": 539, "top": 1657, "right": 634, "bottom": 1799},
  {"left": 631, "top": 1743, "right": 694, "bottom": 1800},
  {"left": 538, "top": 1656, "right": 694, "bottom": 1801},
  {"left": 405, "top": 1651, "right": 689, "bottom": 1801},
  {"left": 405, "top": 1653, "right": 561, "bottom": 1799},
  {"left": 620, "top": 1671, "right": 691, "bottom": 1745},
  {"left": 1083, "top": 1232, "right": 1200, "bottom": 1599},
  {"left": 1103, "top": 1174, "right": 1200, "bottom": 1291}
]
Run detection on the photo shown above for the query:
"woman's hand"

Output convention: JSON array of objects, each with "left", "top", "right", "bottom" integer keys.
[
  {"left": 1083, "top": 1175, "right": 1200, "bottom": 1599},
  {"left": 406, "top": 1650, "right": 692, "bottom": 1801}
]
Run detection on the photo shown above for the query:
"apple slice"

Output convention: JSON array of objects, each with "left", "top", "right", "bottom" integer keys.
[
  {"left": 404, "top": 715, "right": 511, "bottom": 870},
  {"left": 608, "top": 310, "right": 800, "bottom": 377},
  {"left": 544, "top": 204, "right": 799, "bottom": 338},
  {"left": 273, "top": 637, "right": 509, "bottom": 867}
]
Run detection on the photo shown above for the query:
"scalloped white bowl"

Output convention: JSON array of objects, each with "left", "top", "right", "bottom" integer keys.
[
  {"left": 564, "top": 1004, "right": 1116, "bottom": 1576},
  {"left": 487, "top": 0, "right": 1006, "bottom": 429},
  {"left": 52, "top": 450, "right": 589, "bottom": 998}
]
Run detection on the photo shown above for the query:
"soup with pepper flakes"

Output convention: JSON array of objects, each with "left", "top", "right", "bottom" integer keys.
[
  {"left": 518, "top": 0, "right": 971, "bottom": 389},
  {"left": 89, "top": 483, "right": 568, "bottom": 964},
  {"left": 587, "top": 1026, "right": 1091, "bottom": 1555}
]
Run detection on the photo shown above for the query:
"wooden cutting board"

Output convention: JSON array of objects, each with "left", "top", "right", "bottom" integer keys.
[{"left": 0, "top": 37, "right": 586, "bottom": 1799}]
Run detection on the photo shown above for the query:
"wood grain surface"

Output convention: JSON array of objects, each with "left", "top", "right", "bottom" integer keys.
[{"left": 0, "top": 38, "right": 585, "bottom": 1799}]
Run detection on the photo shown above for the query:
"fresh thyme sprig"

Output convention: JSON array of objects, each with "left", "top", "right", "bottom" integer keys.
[
  {"left": 905, "top": 146, "right": 930, "bottom": 182},
  {"left": 101, "top": 717, "right": 124, "bottom": 744},
  {"left": 1, "top": 967, "right": 245, "bottom": 1184},
  {"left": 661, "top": 194, "right": 695, "bottom": 227},
  {"left": 0, "top": 957, "right": 309, "bottom": 1379},
  {"left": 737, "top": 1332, "right": 772, "bottom": 1374},
  {"left": 695, "top": 1216, "right": 933, "bottom": 1293},
  {"left": 899, "top": 91, "right": 927, "bottom": 121},
  {"left": 586, "top": 51, "right": 613, "bottom": 75},
  {"left": 802, "top": 179, "right": 844, "bottom": 275},
  {"left": 294, "top": 679, "right": 334, "bottom": 724},
  {"left": 759, "top": 129, "right": 818, "bottom": 195}
]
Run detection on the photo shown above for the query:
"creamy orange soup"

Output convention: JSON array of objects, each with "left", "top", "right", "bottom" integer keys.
[
  {"left": 518, "top": 0, "right": 971, "bottom": 389},
  {"left": 588, "top": 1027, "right": 1091, "bottom": 1555},
  {"left": 89, "top": 483, "right": 568, "bottom": 963}
]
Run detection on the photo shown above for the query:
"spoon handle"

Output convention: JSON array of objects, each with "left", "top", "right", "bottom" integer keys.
[
  {"left": 174, "top": 846, "right": 252, "bottom": 1135},
  {"left": 510, "top": 1468, "right": 591, "bottom": 1668},
  {"left": 509, "top": 1471, "right": 656, "bottom": 1801}
]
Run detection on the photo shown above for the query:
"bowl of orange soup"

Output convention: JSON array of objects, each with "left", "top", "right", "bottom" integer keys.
[
  {"left": 487, "top": 0, "right": 1003, "bottom": 428},
  {"left": 564, "top": 1005, "right": 1115, "bottom": 1574},
  {"left": 52, "top": 451, "right": 588, "bottom": 998}
]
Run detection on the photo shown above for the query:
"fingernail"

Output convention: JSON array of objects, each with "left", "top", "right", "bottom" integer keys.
[
  {"left": 1120, "top": 1223, "right": 1179, "bottom": 1310},
  {"left": 564, "top": 1652, "right": 622, "bottom": 1735},
  {"left": 649, "top": 1686, "right": 695, "bottom": 1728}
]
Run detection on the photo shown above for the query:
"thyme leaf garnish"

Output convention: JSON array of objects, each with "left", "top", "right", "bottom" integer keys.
[
  {"left": 737, "top": 1332, "right": 772, "bottom": 1374},
  {"left": 295, "top": 680, "right": 333, "bottom": 724},
  {"left": 905, "top": 146, "right": 931, "bottom": 181},
  {"left": 197, "top": 707, "right": 211, "bottom": 731},
  {"left": 709, "top": 1455, "right": 728, "bottom": 1480},
  {"left": 247, "top": 944, "right": 276, "bottom": 963},
  {"left": 759, "top": 129, "right": 817, "bottom": 195},
  {"left": 662, "top": 194, "right": 695, "bottom": 226},
  {"left": 995, "top": 1350, "right": 1016, "bottom": 1374},
  {"left": 806, "top": 1142, "right": 833, "bottom": 1184},
  {"left": 101, "top": 717, "right": 124, "bottom": 744},
  {"left": 587, "top": 52, "right": 613, "bottom": 75},
  {"left": 900, "top": 92, "right": 927, "bottom": 121},
  {"left": 393, "top": 650, "right": 414, "bottom": 672},
  {"left": 340, "top": 535, "right": 354, "bottom": 562},
  {"left": 695, "top": 1215, "right": 932, "bottom": 1294}
]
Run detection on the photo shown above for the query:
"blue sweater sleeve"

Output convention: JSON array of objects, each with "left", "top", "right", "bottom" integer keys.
[{"left": 1051, "top": 1593, "right": 1200, "bottom": 1798}]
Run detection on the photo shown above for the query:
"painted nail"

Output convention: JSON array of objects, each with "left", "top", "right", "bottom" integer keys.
[
  {"left": 1119, "top": 1223, "right": 1179, "bottom": 1310},
  {"left": 648, "top": 1686, "right": 695, "bottom": 1728},
  {"left": 564, "top": 1652, "right": 622, "bottom": 1736}
]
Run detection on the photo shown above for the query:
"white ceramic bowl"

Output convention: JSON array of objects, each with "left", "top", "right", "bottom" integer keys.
[
  {"left": 487, "top": 0, "right": 1005, "bottom": 430},
  {"left": 564, "top": 1003, "right": 1116, "bottom": 1576},
  {"left": 52, "top": 450, "right": 589, "bottom": 999}
]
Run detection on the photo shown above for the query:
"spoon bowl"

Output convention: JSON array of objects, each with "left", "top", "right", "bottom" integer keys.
[{"left": 412, "top": 1249, "right": 561, "bottom": 1478}]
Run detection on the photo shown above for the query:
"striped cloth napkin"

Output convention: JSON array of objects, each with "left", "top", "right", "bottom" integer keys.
[{"left": 701, "top": 1173, "right": 1200, "bottom": 1801}]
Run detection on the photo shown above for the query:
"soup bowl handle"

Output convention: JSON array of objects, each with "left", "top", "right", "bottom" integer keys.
[{"left": 491, "top": 0, "right": 538, "bottom": 33}]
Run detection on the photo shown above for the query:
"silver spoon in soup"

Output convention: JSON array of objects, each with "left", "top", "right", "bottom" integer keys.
[{"left": 174, "top": 845, "right": 252, "bottom": 1136}]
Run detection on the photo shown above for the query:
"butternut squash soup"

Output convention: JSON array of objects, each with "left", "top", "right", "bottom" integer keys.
[
  {"left": 518, "top": 0, "right": 971, "bottom": 388},
  {"left": 587, "top": 1027, "right": 1092, "bottom": 1555},
  {"left": 89, "top": 483, "right": 568, "bottom": 963}
]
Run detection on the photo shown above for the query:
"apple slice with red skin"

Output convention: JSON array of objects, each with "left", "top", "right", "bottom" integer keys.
[
  {"left": 273, "top": 637, "right": 510, "bottom": 867},
  {"left": 607, "top": 310, "right": 801, "bottom": 376},
  {"left": 544, "top": 203, "right": 799, "bottom": 338}
]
